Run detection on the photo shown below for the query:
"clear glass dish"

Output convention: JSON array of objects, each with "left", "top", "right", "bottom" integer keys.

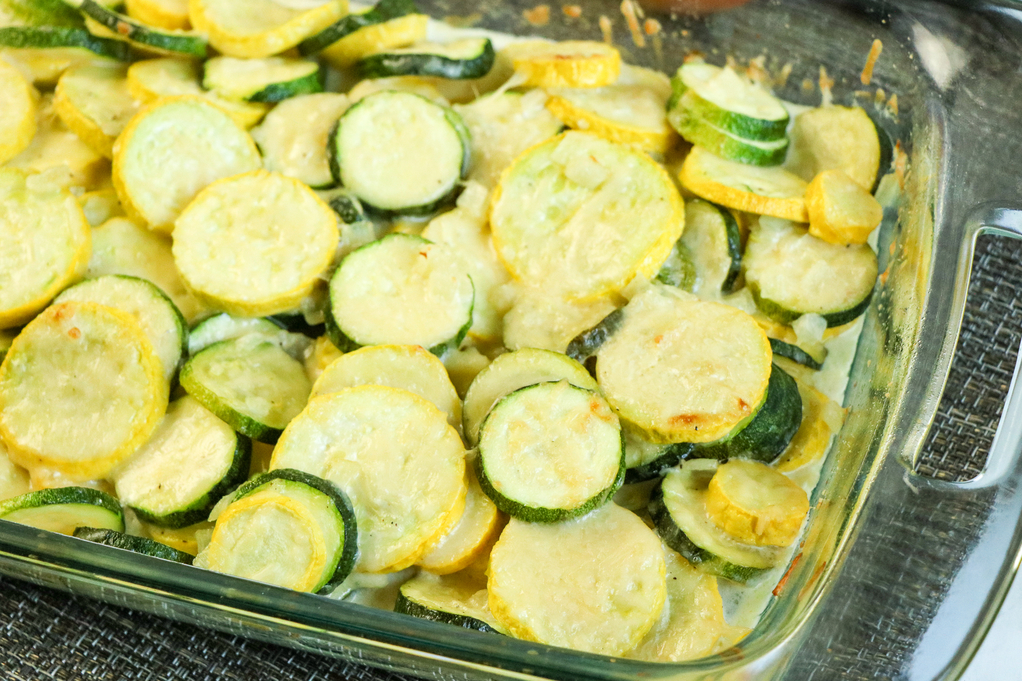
[{"left": 4, "top": 0, "right": 1022, "bottom": 678}]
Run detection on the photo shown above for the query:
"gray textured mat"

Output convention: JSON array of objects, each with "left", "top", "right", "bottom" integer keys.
[{"left": 1, "top": 235, "right": 1019, "bottom": 680}]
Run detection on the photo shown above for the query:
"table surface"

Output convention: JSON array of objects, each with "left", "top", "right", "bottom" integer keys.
[{"left": 2, "top": 237, "right": 1020, "bottom": 681}]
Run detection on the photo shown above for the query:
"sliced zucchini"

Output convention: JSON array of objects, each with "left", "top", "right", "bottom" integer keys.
[
  {"left": 359, "top": 37, "right": 494, "bottom": 80},
  {"left": 270, "top": 386, "right": 466, "bottom": 573},
  {"left": 329, "top": 90, "right": 469, "bottom": 214},
  {"left": 502, "top": 289, "right": 618, "bottom": 356},
  {"left": 180, "top": 335, "right": 312, "bottom": 444},
  {"left": 189, "top": 0, "right": 349, "bottom": 59},
  {"left": 251, "top": 93, "right": 350, "bottom": 188},
  {"left": 0, "top": 58, "right": 36, "bottom": 166},
  {"left": 477, "top": 381, "right": 624, "bottom": 522},
  {"left": 317, "top": 186, "right": 366, "bottom": 224},
  {"left": 0, "top": 302, "right": 168, "bottom": 480},
  {"left": 418, "top": 469, "right": 501, "bottom": 575},
  {"left": 0, "top": 27, "right": 131, "bottom": 65},
  {"left": 326, "top": 233, "right": 474, "bottom": 356},
  {"left": 204, "top": 469, "right": 356, "bottom": 592},
  {"left": 649, "top": 461, "right": 784, "bottom": 583},
  {"left": 304, "top": 335, "right": 343, "bottom": 383},
  {"left": 187, "top": 313, "right": 311, "bottom": 361},
  {"left": 680, "top": 199, "right": 742, "bottom": 296},
  {"left": 55, "top": 275, "right": 187, "bottom": 382},
  {"left": 112, "top": 396, "right": 250, "bottom": 528},
  {"left": 86, "top": 217, "right": 205, "bottom": 323},
  {"left": 203, "top": 56, "right": 322, "bottom": 102},
  {"left": 313, "top": 14, "right": 428, "bottom": 69},
  {"left": 396, "top": 571, "right": 504, "bottom": 633},
  {"left": 592, "top": 286, "right": 772, "bottom": 444},
  {"left": 172, "top": 170, "right": 339, "bottom": 317},
  {"left": 670, "top": 102, "right": 789, "bottom": 167},
  {"left": 806, "top": 168, "right": 883, "bottom": 246},
  {"left": 0, "top": 167, "right": 90, "bottom": 329},
  {"left": 668, "top": 63, "right": 788, "bottom": 141},
  {"left": 67, "top": 0, "right": 208, "bottom": 58},
  {"left": 298, "top": 0, "right": 417, "bottom": 57},
  {"left": 774, "top": 381, "right": 842, "bottom": 473},
  {"left": 705, "top": 459, "right": 809, "bottom": 547},
  {"left": 490, "top": 131, "right": 684, "bottom": 301},
  {"left": 655, "top": 239, "right": 695, "bottom": 290},
  {"left": 7, "top": 94, "right": 107, "bottom": 190},
  {"left": 744, "top": 216, "right": 878, "bottom": 327},
  {"left": 501, "top": 40, "right": 620, "bottom": 89},
  {"left": 488, "top": 504, "right": 666, "bottom": 655},
  {"left": 623, "top": 429, "right": 693, "bottom": 484},
  {"left": 547, "top": 84, "right": 675, "bottom": 155},
  {"left": 0, "top": 487, "right": 123, "bottom": 535},
  {"left": 692, "top": 363, "right": 801, "bottom": 463},
  {"left": 311, "top": 344, "right": 462, "bottom": 434},
  {"left": 462, "top": 347, "right": 598, "bottom": 446},
  {"left": 453, "top": 89, "right": 563, "bottom": 189},
  {"left": 769, "top": 337, "right": 824, "bottom": 370},
  {"left": 679, "top": 146, "right": 808, "bottom": 222},
  {"left": 112, "top": 96, "right": 261, "bottom": 232},
  {"left": 124, "top": 0, "right": 189, "bottom": 30},
  {"left": 786, "top": 105, "right": 880, "bottom": 191},
  {"left": 2, "top": 0, "right": 88, "bottom": 28},
  {"left": 73, "top": 527, "right": 194, "bottom": 563}
]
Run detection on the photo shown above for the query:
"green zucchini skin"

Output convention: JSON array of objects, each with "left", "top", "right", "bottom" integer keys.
[
  {"left": 623, "top": 441, "right": 693, "bottom": 484},
  {"left": 320, "top": 188, "right": 367, "bottom": 225},
  {"left": 0, "top": 26, "right": 131, "bottom": 58},
  {"left": 357, "top": 38, "right": 495, "bottom": 80},
  {"left": 297, "top": 0, "right": 417, "bottom": 56},
  {"left": 670, "top": 100, "right": 789, "bottom": 167},
  {"left": 233, "top": 468, "right": 358, "bottom": 588},
  {"left": 647, "top": 484, "right": 766, "bottom": 583},
  {"left": 248, "top": 72, "right": 323, "bottom": 103},
  {"left": 565, "top": 307, "right": 624, "bottom": 367},
  {"left": 394, "top": 592, "right": 500, "bottom": 633},
  {"left": 73, "top": 527, "right": 195, "bottom": 564},
  {"left": 707, "top": 201, "right": 743, "bottom": 294},
  {"left": 769, "top": 337, "right": 824, "bottom": 371},
  {"left": 69, "top": 0, "right": 208, "bottom": 58},
  {"left": 655, "top": 240, "right": 696, "bottom": 291},
  {"left": 0, "top": 486, "right": 122, "bottom": 517},
  {"left": 751, "top": 283, "right": 874, "bottom": 328},
  {"left": 692, "top": 363, "right": 801, "bottom": 463}
]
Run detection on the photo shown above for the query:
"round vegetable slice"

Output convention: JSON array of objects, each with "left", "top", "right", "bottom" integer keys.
[
  {"left": 202, "top": 56, "right": 323, "bottom": 103},
  {"left": 0, "top": 487, "right": 123, "bottom": 535},
  {"left": 298, "top": 0, "right": 420, "bottom": 58},
  {"left": 7, "top": 93, "right": 107, "bottom": 189},
  {"left": 396, "top": 571, "right": 505, "bottom": 633},
  {"left": 488, "top": 504, "right": 666, "bottom": 655},
  {"left": 0, "top": 58, "right": 37, "bottom": 165},
  {"left": 546, "top": 84, "right": 675, "bottom": 155},
  {"left": 670, "top": 99, "right": 789, "bottom": 166},
  {"left": 502, "top": 40, "right": 620, "bottom": 88},
  {"left": 317, "top": 13, "right": 429, "bottom": 68},
  {"left": 774, "top": 381, "right": 843, "bottom": 473},
  {"left": 358, "top": 38, "right": 495, "bottom": 80},
  {"left": 251, "top": 93, "right": 350, "bottom": 188},
  {"left": 418, "top": 469, "right": 502, "bottom": 575},
  {"left": 69, "top": 0, "right": 208, "bottom": 58},
  {"left": 73, "top": 527, "right": 194, "bottom": 563},
  {"left": 806, "top": 168, "right": 884, "bottom": 246},
  {"left": 680, "top": 199, "right": 742, "bottom": 296},
  {"left": 270, "top": 385, "right": 466, "bottom": 573},
  {"left": 0, "top": 302, "right": 167, "bottom": 480},
  {"left": 705, "top": 459, "right": 809, "bottom": 547},
  {"left": 490, "top": 131, "right": 684, "bottom": 301},
  {"left": 787, "top": 105, "right": 880, "bottom": 191},
  {"left": 0, "top": 168, "right": 91, "bottom": 329},
  {"left": 125, "top": 0, "right": 190, "bottom": 30},
  {"left": 190, "top": 0, "right": 349, "bottom": 58}
]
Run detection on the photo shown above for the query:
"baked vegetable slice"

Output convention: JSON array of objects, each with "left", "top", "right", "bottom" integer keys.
[
  {"left": 312, "top": 344, "right": 462, "bottom": 434},
  {"left": 769, "top": 337, "right": 824, "bottom": 370},
  {"left": 743, "top": 216, "right": 878, "bottom": 327},
  {"left": 0, "top": 487, "right": 123, "bottom": 535},
  {"left": 806, "top": 168, "right": 884, "bottom": 246},
  {"left": 477, "top": 381, "right": 624, "bottom": 522},
  {"left": 298, "top": 0, "right": 417, "bottom": 55},
  {"left": 705, "top": 459, "right": 809, "bottom": 546},
  {"left": 670, "top": 106, "right": 789, "bottom": 167},
  {"left": 189, "top": 0, "right": 349, "bottom": 58},
  {"left": 7, "top": 93, "right": 107, "bottom": 188},
  {"left": 329, "top": 90, "right": 470, "bottom": 214},
  {"left": 326, "top": 233, "right": 474, "bottom": 356},
  {"left": 358, "top": 37, "right": 494, "bottom": 80},
  {"left": 786, "top": 105, "right": 881, "bottom": 191},
  {"left": 488, "top": 504, "right": 666, "bottom": 655},
  {"left": 396, "top": 571, "right": 505, "bottom": 633},
  {"left": 502, "top": 40, "right": 620, "bottom": 88},
  {"left": 201, "top": 468, "right": 357, "bottom": 592},
  {"left": 112, "top": 96, "right": 261, "bottom": 232},
  {"left": 180, "top": 335, "right": 312, "bottom": 444},
  {"left": 649, "top": 460, "right": 785, "bottom": 583},
  {"left": 679, "top": 198, "right": 742, "bottom": 296},
  {"left": 65, "top": 0, "right": 208, "bottom": 58},
  {"left": 187, "top": 313, "right": 310, "bottom": 361},
  {"left": 774, "top": 381, "right": 843, "bottom": 472},
  {"left": 251, "top": 93, "right": 350, "bottom": 188},
  {"left": 462, "top": 347, "right": 598, "bottom": 446},
  {"left": 305, "top": 6, "right": 427, "bottom": 68},
  {"left": 203, "top": 56, "right": 322, "bottom": 102},
  {"left": 125, "top": 0, "right": 189, "bottom": 30},
  {"left": 270, "top": 386, "right": 466, "bottom": 573},
  {"left": 490, "top": 131, "right": 684, "bottom": 301},
  {"left": 418, "top": 469, "right": 502, "bottom": 575},
  {"left": 623, "top": 430, "right": 693, "bottom": 484},
  {"left": 53, "top": 61, "right": 137, "bottom": 159},
  {"left": 73, "top": 527, "right": 194, "bottom": 563},
  {"left": 546, "top": 83, "right": 675, "bottom": 155},
  {"left": 0, "top": 168, "right": 91, "bottom": 329},
  {"left": 112, "top": 396, "right": 250, "bottom": 528},
  {"left": 0, "top": 59, "right": 36, "bottom": 165}
]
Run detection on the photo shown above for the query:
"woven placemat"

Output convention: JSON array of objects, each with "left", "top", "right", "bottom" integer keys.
[{"left": 2, "top": 236, "right": 1019, "bottom": 681}]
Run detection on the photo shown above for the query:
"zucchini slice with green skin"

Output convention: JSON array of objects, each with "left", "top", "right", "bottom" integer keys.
[
  {"left": 623, "top": 429, "right": 693, "bottom": 484},
  {"left": 477, "top": 381, "right": 624, "bottom": 523},
  {"left": 252, "top": 94, "right": 351, "bottom": 189},
  {"left": 66, "top": 0, "right": 208, "bottom": 58},
  {"left": 297, "top": 0, "right": 417, "bottom": 56},
  {"left": 769, "top": 337, "right": 824, "bottom": 370},
  {"left": 744, "top": 216, "right": 878, "bottom": 327},
  {"left": 317, "top": 187, "right": 367, "bottom": 224},
  {"left": 187, "top": 313, "right": 311, "bottom": 361},
  {"left": 395, "top": 571, "right": 505, "bottom": 634},
  {"left": 358, "top": 38, "right": 494, "bottom": 80},
  {"left": 112, "top": 396, "right": 251, "bottom": 528},
  {"left": 680, "top": 199, "right": 742, "bottom": 296},
  {"left": 670, "top": 97, "right": 788, "bottom": 167},
  {"left": 565, "top": 307, "right": 624, "bottom": 367},
  {"left": 55, "top": 274, "right": 188, "bottom": 383},
  {"left": 649, "top": 461, "right": 783, "bottom": 583},
  {"left": 179, "top": 335, "right": 312, "bottom": 444},
  {"left": 654, "top": 239, "right": 696, "bottom": 291},
  {"left": 0, "top": 27, "right": 131, "bottom": 60},
  {"left": 2, "top": 0, "right": 90, "bottom": 27},
  {"left": 203, "top": 469, "right": 355, "bottom": 592},
  {"left": 73, "top": 527, "right": 194, "bottom": 564},
  {"left": 0, "top": 487, "right": 124, "bottom": 535},
  {"left": 329, "top": 90, "right": 470, "bottom": 215},
  {"left": 326, "top": 233, "right": 474, "bottom": 357},
  {"left": 462, "top": 347, "right": 598, "bottom": 446},
  {"left": 691, "top": 363, "right": 802, "bottom": 463},
  {"left": 203, "top": 56, "right": 322, "bottom": 102},
  {"left": 668, "top": 63, "right": 788, "bottom": 142}
]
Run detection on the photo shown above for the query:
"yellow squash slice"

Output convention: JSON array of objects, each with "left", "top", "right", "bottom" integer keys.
[
  {"left": 0, "top": 59, "right": 37, "bottom": 165},
  {"left": 319, "top": 13, "right": 427, "bottom": 68},
  {"left": 806, "top": 168, "right": 884, "bottom": 246},
  {"left": 190, "top": 0, "right": 349, "bottom": 58},
  {"left": 54, "top": 62, "right": 139, "bottom": 159},
  {"left": 0, "top": 302, "right": 167, "bottom": 480},
  {"left": 126, "top": 0, "right": 190, "bottom": 30},
  {"left": 502, "top": 40, "right": 620, "bottom": 88},
  {"left": 546, "top": 84, "right": 675, "bottom": 155},
  {"left": 774, "top": 381, "right": 844, "bottom": 473},
  {"left": 0, "top": 440, "right": 31, "bottom": 503},
  {"left": 7, "top": 95, "right": 108, "bottom": 190},
  {"left": 0, "top": 168, "right": 91, "bottom": 329},
  {"left": 112, "top": 96, "right": 262, "bottom": 232},
  {"left": 172, "top": 170, "right": 338, "bottom": 317},
  {"left": 0, "top": 48, "right": 116, "bottom": 87},
  {"left": 705, "top": 459, "right": 810, "bottom": 547},
  {"left": 786, "top": 105, "right": 880, "bottom": 191},
  {"left": 418, "top": 468, "right": 502, "bottom": 574}
]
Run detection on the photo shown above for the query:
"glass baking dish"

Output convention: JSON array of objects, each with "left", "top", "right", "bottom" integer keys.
[{"left": 3, "top": 0, "right": 1022, "bottom": 678}]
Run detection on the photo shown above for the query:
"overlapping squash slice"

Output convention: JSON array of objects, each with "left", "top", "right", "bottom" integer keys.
[
  {"left": 0, "top": 58, "right": 37, "bottom": 165},
  {"left": 54, "top": 61, "right": 139, "bottom": 158},
  {"left": 189, "top": 0, "right": 349, "bottom": 58},
  {"left": 502, "top": 40, "right": 620, "bottom": 88}
]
